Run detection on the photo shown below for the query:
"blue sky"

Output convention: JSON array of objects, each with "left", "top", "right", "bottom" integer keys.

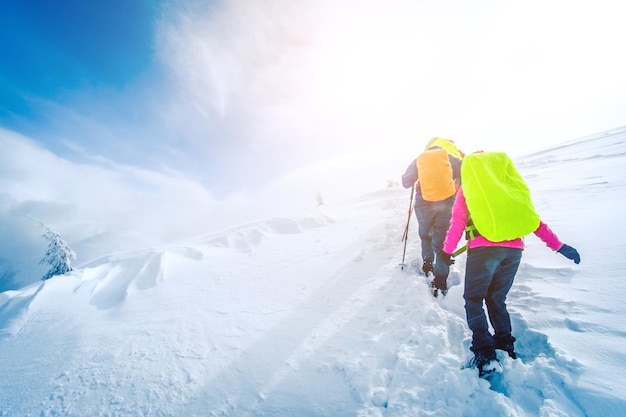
[
  {"left": 3, "top": 0, "right": 626, "bottom": 190},
  {"left": 0, "top": 0, "right": 158, "bottom": 128},
  {"left": 1, "top": 0, "right": 625, "bottom": 290},
  {"left": 0, "top": 0, "right": 173, "bottom": 187}
]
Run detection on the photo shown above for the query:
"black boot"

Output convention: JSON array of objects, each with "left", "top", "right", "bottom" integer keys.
[
  {"left": 430, "top": 280, "right": 439, "bottom": 297},
  {"left": 470, "top": 350, "right": 501, "bottom": 378},
  {"left": 501, "top": 343, "right": 517, "bottom": 359},
  {"left": 433, "top": 275, "right": 448, "bottom": 296},
  {"left": 495, "top": 336, "right": 517, "bottom": 359},
  {"left": 422, "top": 260, "right": 433, "bottom": 276}
]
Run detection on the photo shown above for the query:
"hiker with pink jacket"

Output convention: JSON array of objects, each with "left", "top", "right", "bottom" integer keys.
[{"left": 440, "top": 152, "right": 580, "bottom": 378}]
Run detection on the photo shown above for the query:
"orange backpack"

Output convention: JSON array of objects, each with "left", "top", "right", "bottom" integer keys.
[{"left": 416, "top": 148, "right": 456, "bottom": 202}]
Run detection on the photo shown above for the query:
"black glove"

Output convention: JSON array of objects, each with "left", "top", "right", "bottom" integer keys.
[
  {"left": 440, "top": 252, "right": 455, "bottom": 266},
  {"left": 558, "top": 244, "right": 580, "bottom": 264}
]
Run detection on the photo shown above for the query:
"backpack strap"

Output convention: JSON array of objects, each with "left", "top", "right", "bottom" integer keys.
[{"left": 465, "top": 217, "right": 481, "bottom": 240}]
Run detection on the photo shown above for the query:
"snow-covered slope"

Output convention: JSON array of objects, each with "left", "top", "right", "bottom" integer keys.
[{"left": 1, "top": 128, "right": 625, "bottom": 416}]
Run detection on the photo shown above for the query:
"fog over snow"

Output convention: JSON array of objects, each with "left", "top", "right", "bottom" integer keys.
[
  {"left": 3, "top": 0, "right": 626, "bottom": 294},
  {"left": 0, "top": 128, "right": 624, "bottom": 416}
]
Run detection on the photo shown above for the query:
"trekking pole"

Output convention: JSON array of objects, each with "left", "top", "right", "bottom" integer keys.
[
  {"left": 452, "top": 243, "right": 468, "bottom": 258},
  {"left": 400, "top": 185, "right": 415, "bottom": 270},
  {"left": 401, "top": 185, "right": 415, "bottom": 243}
]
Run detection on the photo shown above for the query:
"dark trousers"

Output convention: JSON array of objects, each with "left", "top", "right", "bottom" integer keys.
[
  {"left": 414, "top": 198, "right": 454, "bottom": 279},
  {"left": 464, "top": 246, "right": 522, "bottom": 354}
]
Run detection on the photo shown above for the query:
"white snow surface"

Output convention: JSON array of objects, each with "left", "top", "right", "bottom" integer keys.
[{"left": 1, "top": 128, "right": 626, "bottom": 416}]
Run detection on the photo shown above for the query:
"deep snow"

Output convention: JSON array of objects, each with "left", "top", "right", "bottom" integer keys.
[{"left": 1, "top": 128, "right": 625, "bottom": 416}]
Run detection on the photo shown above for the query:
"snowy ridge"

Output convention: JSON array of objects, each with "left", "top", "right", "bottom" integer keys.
[{"left": 1, "top": 130, "right": 626, "bottom": 416}]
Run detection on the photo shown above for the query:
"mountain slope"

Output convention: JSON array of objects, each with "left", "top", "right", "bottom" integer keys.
[{"left": 1, "top": 128, "right": 625, "bottom": 416}]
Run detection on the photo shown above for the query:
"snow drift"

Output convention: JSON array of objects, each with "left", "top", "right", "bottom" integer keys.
[{"left": 1, "top": 128, "right": 625, "bottom": 416}]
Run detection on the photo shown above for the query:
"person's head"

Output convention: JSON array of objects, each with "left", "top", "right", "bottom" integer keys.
[{"left": 424, "top": 137, "right": 464, "bottom": 159}]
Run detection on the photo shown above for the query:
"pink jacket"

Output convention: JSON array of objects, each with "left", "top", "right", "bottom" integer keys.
[{"left": 443, "top": 186, "right": 563, "bottom": 254}]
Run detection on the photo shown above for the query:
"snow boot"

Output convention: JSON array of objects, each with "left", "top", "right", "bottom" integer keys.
[
  {"left": 496, "top": 342, "right": 516, "bottom": 359},
  {"left": 495, "top": 336, "right": 517, "bottom": 359},
  {"left": 430, "top": 280, "right": 439, "bottom": 297},
  {"left": 432, "top": 275, "right": 448, "bottom": 297},
  {"left": 470, "top": 351, "right": 502, "bottom": 378},
  {"left": 422, "top": 260, "right": 433, "bottom": 276}
]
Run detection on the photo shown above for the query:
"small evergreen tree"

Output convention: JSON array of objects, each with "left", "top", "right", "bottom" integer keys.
[{"left": 31, "top": 217, "right": 76, "bottom": 280}]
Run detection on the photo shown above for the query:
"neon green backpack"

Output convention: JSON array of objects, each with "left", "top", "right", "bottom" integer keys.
[
  {"left": 424, "top": 137, "right": 464, "bottom": 159},
  {"left": 462, "top": 152, "right": 540, "bottom": 242}
]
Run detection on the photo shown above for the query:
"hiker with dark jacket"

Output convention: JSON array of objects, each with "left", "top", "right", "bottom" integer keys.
[
  {"left": 402, "top": 139, "right": 462, "bottom": 296},
  {"left": 441, "top": 152, "right": 580, "bottom": 378}
]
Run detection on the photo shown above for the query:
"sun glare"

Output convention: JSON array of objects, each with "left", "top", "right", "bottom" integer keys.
[{"left": 309, "top": 7, "right": 432, "bottom": 126}]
